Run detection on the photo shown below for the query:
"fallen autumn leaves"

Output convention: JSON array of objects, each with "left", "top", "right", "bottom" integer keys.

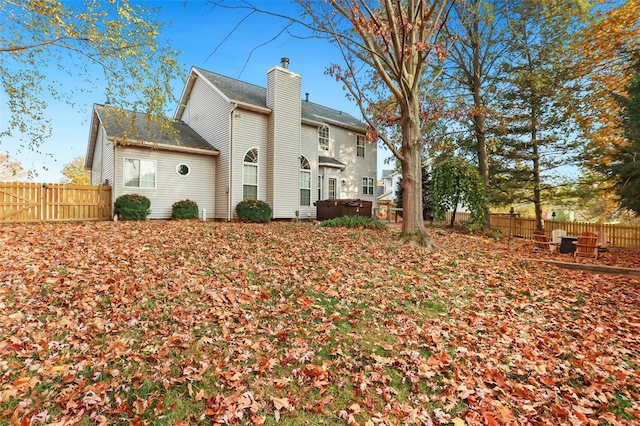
[{"left": 0, "top": 221, "right": 638, "bottom": 425}]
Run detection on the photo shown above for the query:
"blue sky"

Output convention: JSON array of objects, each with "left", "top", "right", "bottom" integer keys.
[{"left": 3, "top": 0, "right": 393, "bottom": 183}]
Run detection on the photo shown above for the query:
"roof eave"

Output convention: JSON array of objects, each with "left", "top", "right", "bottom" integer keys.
[
  {"left": 110, "top": 138, "right": 219, "bottom": 156},
  {"left": 84, "top": 105, "right": 102, "bottom": 170}
]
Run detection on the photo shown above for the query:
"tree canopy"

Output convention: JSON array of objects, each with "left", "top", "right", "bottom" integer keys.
[
  {"left": 0, "top": 0, "right": 181, "bottom": 154},
  {"left": 610, "top": 53, "right": 640, "bottom": 215},
  {"left": 60, "top": 156, "right": 91, "bottom": 185},
  {"left": 0, "top": 153, "right": 26, "bottom": 181},
  {"left": 431, "top": 157, "right": 487, "bottom": 228}
]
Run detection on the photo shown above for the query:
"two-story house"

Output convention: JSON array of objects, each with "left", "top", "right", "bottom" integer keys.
[
  {"left": 377, "top": 169, "right": 401, "bottom": 202},
  {"left": 85, "top": 58, "right": 377, "bottom": 220}
]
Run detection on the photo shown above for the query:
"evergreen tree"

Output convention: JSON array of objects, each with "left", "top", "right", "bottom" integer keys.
[
  {"left": 610, "top": 53, "right": 640, "bottom": 215},
  {"left": 493, "top": 0, "right": 586, "bottom": 231}
]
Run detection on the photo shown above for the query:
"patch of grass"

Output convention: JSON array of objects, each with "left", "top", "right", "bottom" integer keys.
[
  {"left": 320, "top": 215, "right": 386, "bottom": 230},
  {"left": 609, "top": 391, "right": 634, "bottom": 419}
]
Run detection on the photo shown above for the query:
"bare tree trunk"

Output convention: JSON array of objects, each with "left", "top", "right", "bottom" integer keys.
[
  {"left": 531, "top": 101, "right": 544, "bottom": 232},
  {"left": 399, "top": 96, "right": 435, "bottom": 248}
]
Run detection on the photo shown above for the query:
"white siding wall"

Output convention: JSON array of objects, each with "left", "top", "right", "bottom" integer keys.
[
  {"left": 182, "top": 75, "right": 230, "bottom": 220},
  {"left": 113, "top": 146, "right": 216, "bottom": 219},
  {"left": 267, "top": 67, "right": 301, "bottom": 219},
  {"left": 300, "top": 124, "right": 318, "bottom": 219},
  {"left": 90, "top": 130, "right": 104, "bottom": 186},
  {"left": 91, "top": 127, "right": 115, "bottom": 192},
  {"left": 231, "top": 109, "right": 269, "bottom": 218},
  {"left": 333, "top": 127, "right": 377, "bottom": 207}
]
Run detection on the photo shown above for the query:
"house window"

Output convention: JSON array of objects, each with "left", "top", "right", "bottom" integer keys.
[
  {"left": 176, "top": 163, "right": 190, "bottom": 176},
  {"left": 319, "top": 125, "right": 329, "bottom": 151},
  {"left": 328, "top": 178, "right": 337, "bottom": 199},
  {"left": 124, "top": 158, "right": 156, "bottom": 188},
  {"left": 356, "top": 134, "right": 365, "bottom": 158},
  {"left": 362, "top": 177, "right": 374, "bottom": 196},
  {"left": 243, "top": 148, "right": 258, "bottom": 200},
  {"left": 318, "top": 175, "right": 323, "bottom": 200},
  {"left": 300, "top": 156, "right": 311, "bottom": 206}
]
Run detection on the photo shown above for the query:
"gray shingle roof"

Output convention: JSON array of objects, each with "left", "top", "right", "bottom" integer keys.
[
  {"left": 194, "top": 67, "right": 365, "bottom": 130},
  {"left": 95, "top": 104, "right": 217, "bottom": 151},
  {"left": 318, "top": 156, "right": 346, "bottom": 169}
]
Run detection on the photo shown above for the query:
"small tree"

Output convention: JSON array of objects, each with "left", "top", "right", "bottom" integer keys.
[
  {"left": 432, "top": 157, "right": 487, "bottom": 228},
  {"left": 60, "top": 157, "right": 91, "bottom": 185},
  {"left": 0, "top": 154, "right": 26, "bottom": 181},
  {"left": 1, "top": 1, "right": 180, "bottom": 154}
]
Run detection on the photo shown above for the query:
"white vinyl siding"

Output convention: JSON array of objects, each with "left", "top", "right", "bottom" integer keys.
[
  {"left": 232, "top": 110, "right": 268, "bottom": 216},
  {"left": 266, "top": 66, "right": 301, "bottom": 219},
  {"left": 91, "top": 126, "right": 114, "bottom": 187},
  {"left": 299, "top": 124, "right": 318, "bottom": 218},
  {"left": 90, "top": 128, "right": 104, "bottom": 186},
  {"left": 180, "top": 73, "right": 230, "bottom": 220},
  {"left": 330, "top": 127, "right": 376, "bottom": 205},
  {"left": 113, "top": 146, "right": 215, "bottom": 219}
]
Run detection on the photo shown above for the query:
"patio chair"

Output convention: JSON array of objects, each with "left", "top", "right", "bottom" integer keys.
[
  {"left": 532, "top": 231, "right": 557, "bottom": 253},
  {"left": 597, "top": 230, "right": 609, "bottom": 253},
  {"left": 551, "top": 229, "right": 567, "bottom": 245},
  {"left": 574, "top": 232, "right": 598, "bottom": 259}
]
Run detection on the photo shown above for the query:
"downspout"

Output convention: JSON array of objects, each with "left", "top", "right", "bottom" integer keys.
[{"left": 229, "top": 102, "right": 238, "bottom": 221}]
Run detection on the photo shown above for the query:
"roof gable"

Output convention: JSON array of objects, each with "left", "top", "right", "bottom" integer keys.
[
  {"left": 95, "top": 104, "right": 217, "bottom": 151},
  {"left": 192, "top": 67, "right": 365, "bottom": 131}
]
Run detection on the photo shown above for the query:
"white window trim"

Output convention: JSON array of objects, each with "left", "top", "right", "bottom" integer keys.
[
  {"left": 362, "top": 176, "right": 374, "bottom": 196},
  {"left": 176, "top": 163, "right": 190, "bottom": 177},
  {"left": 328, "top": 177, "right": 337, "bottom": 200},
  {"left": 356, "top": 134, "right": 365, "bottom": 158},
  {"left": 243, "top": 148, "right": 259, "bottom": 200},
  {"left": 319, "top": 125, "right": 330, "bottom": 151},
  {"left": 300, "top": 156, "right": 311, "bottom": 206},
  {"left": 123, "top": 158, "right": 156, "bottom": 189}
]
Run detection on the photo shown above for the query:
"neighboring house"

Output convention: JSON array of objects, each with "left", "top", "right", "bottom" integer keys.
[
  {"left": 85, "top": 58, "right": 377, "bottom": 220},
  {"left": 377, "top": 169, "right": 401, "bottom": 202}
]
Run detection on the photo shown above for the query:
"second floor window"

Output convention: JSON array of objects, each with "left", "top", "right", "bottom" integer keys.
[
  {"left": 319, "top": 125, "right": 329, "bottom": 151},
  {"left": 356, "top": 134, "right": 365, "bottom": 158}
]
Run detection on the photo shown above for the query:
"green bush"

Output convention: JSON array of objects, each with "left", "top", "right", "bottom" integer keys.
[
  {"left": 172, "top": 199, "right": 199, "bottom": 219},
  {"left": 114, "top": 194, "right": 151, "bottom": 221},
  {"left": 320, "top": 215, "right": 386, "bottom": 230},
  {"left": 235, "top": 199, "right": 272, "bottom": 223}
]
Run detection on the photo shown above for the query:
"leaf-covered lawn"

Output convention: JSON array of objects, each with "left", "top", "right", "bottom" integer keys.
[{"left": 1, "top": 221, "right": 638, "bottom": 425}]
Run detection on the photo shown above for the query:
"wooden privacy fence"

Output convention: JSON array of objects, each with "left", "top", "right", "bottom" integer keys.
[
  {"left": 379, "top": 205, "right": 640, "bottom": 250},
  {"left": 489, "top": 214, "right": 640, "bottom": 250},
  {"left": 0, "top": 182, "right": 112, "bottom": 223}
]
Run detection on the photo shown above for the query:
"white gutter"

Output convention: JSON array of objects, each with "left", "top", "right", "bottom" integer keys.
[{"left": 110, "top": 138, "right": 219, "bottom": 156}]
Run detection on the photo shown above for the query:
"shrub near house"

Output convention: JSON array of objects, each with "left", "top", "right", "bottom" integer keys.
[
  {"left": 114, "top": 194, "right": 151, "bottom": 221},
  {"left": 236, "top": 199, "right": 272, "bottom": 223},
  {"left": 172, "top": 199, "right": 199, "bottom": 219}
]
